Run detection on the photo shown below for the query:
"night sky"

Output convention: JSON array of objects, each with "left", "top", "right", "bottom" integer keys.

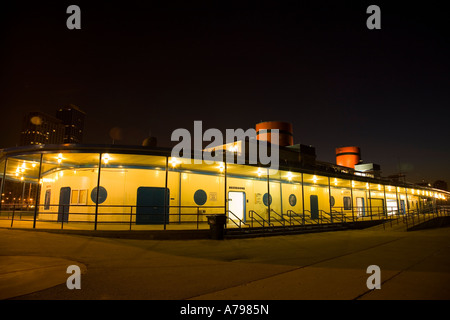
[{"left": 0, "top": 1, "right": 449, "bottom": 185}]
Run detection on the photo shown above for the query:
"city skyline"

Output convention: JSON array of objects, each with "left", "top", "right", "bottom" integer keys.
[{"left": 0, "top": 1, "right": 449, "bottom": 185}]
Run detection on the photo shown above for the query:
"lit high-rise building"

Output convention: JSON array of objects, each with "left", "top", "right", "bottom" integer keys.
[
  {"left": 56, "top": 104, "right": 86, "bottom": 144},
  {"left": 20, "top": 112, "right": 65, "bottom": 146}
]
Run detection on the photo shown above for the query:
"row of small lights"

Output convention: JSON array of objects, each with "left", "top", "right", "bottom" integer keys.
[{"left": 12, "top": 154, "right": 447, "bottom": 201}]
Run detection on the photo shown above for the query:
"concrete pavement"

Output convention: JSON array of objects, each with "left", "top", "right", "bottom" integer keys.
[{"left": 0, "top": 226, "right": 449, "bottom": 300}]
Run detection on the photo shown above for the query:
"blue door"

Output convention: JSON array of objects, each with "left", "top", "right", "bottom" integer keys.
[
  {"left": 400, "top": 200, "right": 406, "bottom": 215},
  {"left": 58, "top": 187, "right": 71, "bottom": 222},
  {"left": 357, "top": 197, "right": 365, "bottom": 217},
  {"left": 136, "top": 187, "right": 170, "bottom": 225},
  {"left": 310, "top": 195, "right": 319, "bottom": 220}
]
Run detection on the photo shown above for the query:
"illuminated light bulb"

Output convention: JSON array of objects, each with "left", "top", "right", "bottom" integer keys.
[
  {"left": 287, "top": 172, "right": 293, "bottom": 181},
  {"left": 170, "top": 157, "right": 180, "bottom": 168},
  {"left": 334, "top": 178, "right": 338, "bottom": 186},
  {"left": 352, "top": 181, "right": 355, "bottom": 188},
  {"left": 312, "top": 175, "right": 318, "bottom": 184},
  {"left": 366, "top": 183, "right": 369, "bottom": 190},
  {"left": 378, "top": 185, "right": 381, "bottom": 191},
  {"left": 32, "top": 162, "right": 36, "bottom": 168},
  {"left": 103, "top": 153, "right": 111, "bottom": 164},
  {"left": 20, "top": 177, "right": 24, "bottom": 181},
  {"left": 257, "top": 168, "right": 263, "bottom": 177},
  {"left": 218, "top": 163, "right": 225, "bottom": 173}
]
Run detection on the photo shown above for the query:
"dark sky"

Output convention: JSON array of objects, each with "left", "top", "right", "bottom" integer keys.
[{"left": 0, "top": 1, "right": 449, "bottom": 185}]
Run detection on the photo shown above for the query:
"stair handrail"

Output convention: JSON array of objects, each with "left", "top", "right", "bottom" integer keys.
[
  {"left": 226, "top": 210, "right": 250, "bottom": 229},
  {"left": 270, "top": 209, "right": 286, "bottom": 227},
  {"left": 320, "top": 210, "right": 333, "bottom": 224},
  {"left": 303, "top": 209, "right": 319, "bottom": 224},
  {"left": 249, "top": 210, "right": 273, "bottom": 228},
  {"left": 286, "top": 210, "right": 303, "bottom": 225}
]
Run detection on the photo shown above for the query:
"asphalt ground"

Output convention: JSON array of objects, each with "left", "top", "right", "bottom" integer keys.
[{"left": 1, "top": 225, "right": 450, "bottom": 302}]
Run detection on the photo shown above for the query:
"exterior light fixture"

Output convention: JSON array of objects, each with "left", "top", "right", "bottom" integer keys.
[
  {"left": 257, "top": 168, "right": 263, "bottom": 177},
  {"left": 57, "top": 153, "right": 63, "bottom": 164},
  {"left": 218, "top": 163, "right": 224, "bottom": 173},
  {"left": 312, "top": 175, "right": 318, "bottom": 184},
  {"left": 170, "top": 157, "right": 180, "bottom": 168},
  {"left": 287, "top": 172, "right": 293, "bottom": 181},
  {"left": 103, "top": 153, "right": 111, "bottom": 164}
]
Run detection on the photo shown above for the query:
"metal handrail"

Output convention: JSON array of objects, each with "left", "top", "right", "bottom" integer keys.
[
  {"left": 226, "top": 210, "right": 249, "bottom": 229},
  {"left": 249, "top": 210, "right": 273, "bottom": 228},
  {"left": 286, "top": 210, "right": 303, "bottom": 225},
  {"left": 302, "top": 209, "right": 319, "bottom": 224},
  {"left": 270, "top": 209, "right": 286, "bottom": 227}
]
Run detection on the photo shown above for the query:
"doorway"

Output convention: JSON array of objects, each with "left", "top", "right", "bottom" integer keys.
[
  {"left": 58, "top": 187, "right": 71, "bottom": 222},
  {"left": 136, "top": 187, "right": 170, "bottom": 224},
  {"left": 228, "top": 191, "right": 246, "bottom": 222},
  {"left": 310, "top": 195, "right": 319, "bottom": 220},
  {"left": 356, "top": 197, "right": 365, "bottom": 217}
]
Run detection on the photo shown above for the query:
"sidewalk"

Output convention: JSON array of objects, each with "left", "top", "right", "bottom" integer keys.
[{"left": 0, "top": 226, "right": 449, "bottom": 300}]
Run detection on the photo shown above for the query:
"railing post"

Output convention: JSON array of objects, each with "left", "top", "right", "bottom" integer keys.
[
  {"left": 61, "top": 205, "right": 65, "bottom": 229},
  {"left": 10, "top": 204, "right": 15, "bottom": 227},
  {"left": 301, "top": 173, "right": 305, "bottom": 226},
  {"left": 0, "top": 158, "right": 8, "bottom": 214},
  {"left": 129, "top": 206, "right": 133, "bottom": 230},
  {"left": 196, "top": 207, "right": 199, "bottom": 229},
  {"left": 33, "top": 153, "right": 43, "bottom": 229},
  {"left": 328, "top": 177, "right": 333, "bottom": 224},
  {"left": 94, "top": 153, "right": 102, "bottom": 231}
]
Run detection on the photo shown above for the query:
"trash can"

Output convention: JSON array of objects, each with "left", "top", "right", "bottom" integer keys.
[{"left": 206, "top": 214, "right": 227, "bottom": 240}]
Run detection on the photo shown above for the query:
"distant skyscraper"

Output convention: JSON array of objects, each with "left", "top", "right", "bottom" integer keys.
[
  {"left": 20, "top": 112, "right": 65, "bottom": 146},
  {"left": 56, "top": 104, "right": 86, "bottom": 144}
]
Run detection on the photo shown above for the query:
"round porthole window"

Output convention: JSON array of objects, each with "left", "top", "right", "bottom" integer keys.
[
  {"left": 289, "top": 194, "right": 297, "bottom": 206},
  {"left": 263, "top": 193, "right": 272, "bottom": 206},
  {"left": 91, "top": 186, "right": 107, "bottom": 204},
  {"left": 330, "top": 196, "right": 335, "bottom": 207},
  {"left": 194, "top": 189, "right": 207, "bottom": 206}
]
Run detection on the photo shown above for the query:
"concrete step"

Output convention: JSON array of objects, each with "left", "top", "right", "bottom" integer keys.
[{"left": 225, "top": 223, "right": 349, "bottom": 239}]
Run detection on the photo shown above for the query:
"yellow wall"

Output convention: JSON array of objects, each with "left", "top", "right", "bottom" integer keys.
[{"left": 37, "top": 164, "right": 443, "bottom": 224}]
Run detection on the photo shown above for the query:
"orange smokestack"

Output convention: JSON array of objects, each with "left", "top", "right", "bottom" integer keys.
[
  {"left": 336, "top": 146, "right": 361, "bottom": 169},
  {"left": 256, "top": 121, "right": 293, "bottom": 146}
]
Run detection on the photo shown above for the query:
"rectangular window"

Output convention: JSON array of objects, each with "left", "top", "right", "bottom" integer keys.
[
  {"left": 343, "top": 196, "right": 352, "bottom": 210},
  {"left": 79, "top": 190, "right": 87, "bottom": 204},
  {"left": 70, "top": 189, "right": 88, "bottom": 205},
  {"left": 71, "top": 190, "right": 79, "bottom": 205}
]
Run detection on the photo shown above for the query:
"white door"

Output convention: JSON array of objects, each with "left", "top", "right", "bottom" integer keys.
[
  {"left": 228, "top": 191, "right": 246, "bottom": 222},
  {"left": 386, "top": 199, "right": 398, "bottom": 215}
]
